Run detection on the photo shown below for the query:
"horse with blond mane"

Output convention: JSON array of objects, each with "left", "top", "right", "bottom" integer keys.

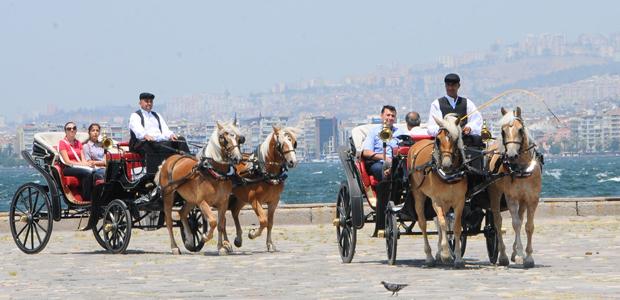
[
  {"left": 487, "top": 107, "right": 542, "bottom": 268},
  {"left": 228, "top": 126, "right": 299, "bottom": 252},
  {"left": 156, "top": 121, "right": 243, "bottom": 255},
  {"left": 407, "top": 113, "right": 468, "bottom": 268}
]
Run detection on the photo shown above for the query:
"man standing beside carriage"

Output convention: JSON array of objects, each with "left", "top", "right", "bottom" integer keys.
[{"left": 427, "top": 73, "right": 483, "bottom": 145}]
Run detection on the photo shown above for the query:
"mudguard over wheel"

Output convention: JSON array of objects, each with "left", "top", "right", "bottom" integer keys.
[
  {"left": 9, "top": 183, "right": 53, "bottom": 254},
  {"left": 336, "top": 183, "right": 356, "bottom": 263}
]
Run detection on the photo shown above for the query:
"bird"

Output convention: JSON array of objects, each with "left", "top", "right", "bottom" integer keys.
[{"left": 381, "top": 281, "right": 408, "bottom": 296}]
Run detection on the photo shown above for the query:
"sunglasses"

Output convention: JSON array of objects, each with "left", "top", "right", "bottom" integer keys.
[{"left": 65, "top": 126, "right": 77, "bottom": 131}]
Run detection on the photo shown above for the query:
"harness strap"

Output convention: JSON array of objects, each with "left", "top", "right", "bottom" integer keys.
[{"left": 160, "top": 155, "right": 199, "bottom": 193}]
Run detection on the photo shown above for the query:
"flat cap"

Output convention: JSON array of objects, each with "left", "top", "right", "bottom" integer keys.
[
  {"left": 139, "top": 92, "right": 155, "bottom": 100},
  {"left": 444, "top": 73, "right": 460, "bottom": 84}
]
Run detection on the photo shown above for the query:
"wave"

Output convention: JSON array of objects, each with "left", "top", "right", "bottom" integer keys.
[
  {"left": 544, "top": 169, "right": 562, "bottom": 180},
  {"left": 598, "top": 177, "right": 620, "bottom": 183},
  {"left": 312, "top": 171, "right": 323, "bottom": 174}
]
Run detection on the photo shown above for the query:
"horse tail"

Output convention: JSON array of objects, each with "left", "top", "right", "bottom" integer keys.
[{"left": 154, "top": 162, "right": 164, "bottom": 186}]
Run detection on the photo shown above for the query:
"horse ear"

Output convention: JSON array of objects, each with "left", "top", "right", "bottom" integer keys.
[
  {"left": 216, "top": 121, "right": 223, "bottom": 130},
  {"left": 432, "top": 115, "right": 444, "bottom": 127},
  {"left": 501, "top": 107, "right": 508, "bottom": 116},
  {"left": 515, "top": 107, "right": 522, "bottom": 118},
  {"left": 454, "top": 116, "right": 461, "bottom": 126},
  {"left": 272, "top": 125, "right": 280, "bottom": 134}
]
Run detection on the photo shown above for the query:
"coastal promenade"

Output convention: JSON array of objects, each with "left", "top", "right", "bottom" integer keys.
[{"left": 1, "top": 214, "right": 619, "bottom": 299}]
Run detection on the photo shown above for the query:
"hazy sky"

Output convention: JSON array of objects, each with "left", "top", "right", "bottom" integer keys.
[{"left": 1, "top": 0, "right": 619, "bottom": 121}]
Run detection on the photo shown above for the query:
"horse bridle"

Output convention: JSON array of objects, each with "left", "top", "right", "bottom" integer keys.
[
  {"left": 435, "top": 128, "right": 458, "bottom": 162},
  {"left": 275, "top": 133, "right": 297, "bottom": 156},
  {"left": 501, "top": 117, "right": 526, "bottom": 153},
  {"left": 218, "top": 132, "right": 242, "bottom": 160}
]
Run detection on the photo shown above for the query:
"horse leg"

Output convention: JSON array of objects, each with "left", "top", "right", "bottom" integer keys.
[
  {"left": 232, "top": 197, "right": 245, "bottom": 248},
  {"left": 453, "top": 200, "right": 465, "bottom": 269},
  {"left": 490, "top": 188, "right": 509, "bottom": 266},
  {"left": 433, "top": 203, "right": 451, "bottom": 263},
  {"left": 523, "top": 199, "right": 538, "bottom": 268},
  {"left": 248, "top": 200, "right": 268, "bottom": 240},
  {"left": 179, "top": 202, "right": 195, "bottom": 250},
  {"left": 266, "top": 198, "right": 279, "bottom": 252},
  {"left": 163, "top": 191, "right": 181, "bottom": 255},
  {"left": 509, "top": 199, "right": 525, "bottom": 264},
  {"left": 217, "top": 201, "right": 232, "bottom": 255},
  {"left": 414, "top": 191, "right": 434, "bottom": 266},
  {"left": 198, "top": 200, "right": 217, "bottom": 243}
]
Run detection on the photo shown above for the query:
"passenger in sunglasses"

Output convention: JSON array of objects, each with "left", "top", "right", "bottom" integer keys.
[{"left": 58, "top": 121, "right": 99, "bottom": 202}]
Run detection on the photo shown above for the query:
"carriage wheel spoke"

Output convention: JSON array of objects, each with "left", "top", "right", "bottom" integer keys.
[
  {"left": 34, "top": 220, "right": 48, "bottom": 234},
  {"left": 33, "top": 222, "right": 43, "bottom": 245},
  {"left": 27, "top": 188, "right": 33, "bottom": 213},
  {"left": 16, "top": 222, "right": 28, "bottom": 239}
]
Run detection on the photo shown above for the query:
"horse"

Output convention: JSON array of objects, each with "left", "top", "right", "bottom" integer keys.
[
  {"left": 407, "top": 113, "right": 468, "bottom": 268},
  {"left": 156, "top": 121, "right": 243, "bottom": 255},
  {"left": 487, "top": 107, "right": 542, "bottom": 268},
  {"left": 228, "top": 126, "right": 299, "bottom": 252}
]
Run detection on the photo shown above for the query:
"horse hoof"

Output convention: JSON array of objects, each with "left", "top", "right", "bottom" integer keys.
[
  {"left": 498, "top": 256, "right": 510, "bottom": 266},
  {"left": 218, "top": 248, "right": 229, "bottom": 256},
  {"left": 267, "top": 243, "right": 277, "bottom": 253},
  {"left": 514, "top": 256, "right": 524, "bottom": 265},
  {"left": 234, "top": 237, "right": 242, "bottom": 248},
  {"left": 523, "top": 258, "right": 535, "bottom": 269},
  {"left": 454, "top": 260, "right": 465, "bottom": 269},
  {"left": 425, "top": 258, "right": 436, "bottom": 267},
  {"left": 511, "top": 252, "right": 517, "bottom": 262},
  {"left": 172, "top": 248, "right": 181, "bottom": 255},
  {"left": 248, "top": 229, "right": 257, "bottom": 240},
  {"left": 224, "top": 242, "right": 233, "bottom": 253}
]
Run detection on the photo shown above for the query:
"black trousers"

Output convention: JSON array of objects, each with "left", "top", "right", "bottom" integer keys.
[
  {"left": 63, "top": 167, "right": 103, "bottom": 201},
  {"left": 131, "top": 138, "right": 190, "bottom": 174}
]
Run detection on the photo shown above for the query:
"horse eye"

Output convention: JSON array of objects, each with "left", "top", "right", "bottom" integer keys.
[{"left": 293, "top": 141, "right": 297, "bottom": 148}]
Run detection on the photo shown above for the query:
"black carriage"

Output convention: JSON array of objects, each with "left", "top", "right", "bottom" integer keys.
[
  {"left": 335, "top": 125, "right": 504, "bottom": 264},
  {"left": 9, "top": 132, "right": 206, "bottom": 254}
]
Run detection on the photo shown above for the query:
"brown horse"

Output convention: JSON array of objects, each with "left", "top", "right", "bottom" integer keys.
[
  {"left": 156, "top": 121, "right": 243, "bottom": 255},
  {"left": 487, "top": 107, "right": 542, "bottom": 268},
  {"left": 229, "top": 126, "right": 299, "bottom": 252},
  {"left": 407, "top": 113, "right": 468, "bottom": 268}
]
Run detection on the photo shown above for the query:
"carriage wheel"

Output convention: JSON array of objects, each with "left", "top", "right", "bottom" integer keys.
[
  {"left": 180, "top": 207, "right": 207, "bottom": 252},
  {"left": 92, "top": 208, "right": 107, "bottom": 250},
  {"left": 336, "top": 183, "right": 356, "bottom": 263},
  {"left": 444, "top": 211, "right": 467, "bottom": 259},
  {"left": 484, "top": 209, "right": 499, "bottom": 264},
  {"left": 9, "top": 183, "right": 53, "bottom": 254},
  {"left": 385, "top": 202, "right": 399, "bottom": 265},
  {"left": 102, "top": 199, "right": 132, "bottom": 254}
]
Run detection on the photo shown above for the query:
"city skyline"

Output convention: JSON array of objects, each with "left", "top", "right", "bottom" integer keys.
[{"left": 2, "top": 1, "right": 620, "bottom": 122}]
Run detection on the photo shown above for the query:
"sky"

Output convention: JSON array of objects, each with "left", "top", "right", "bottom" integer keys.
[{"left": 1, "top": 0, "right": 619, "bottom": 122}]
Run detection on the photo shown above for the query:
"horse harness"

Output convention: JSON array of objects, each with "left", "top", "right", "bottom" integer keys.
[
  {"left": 234, "top": 136, "right": 295, "bottom": 186},
  {"left": 409, "top": 132, "right": 466, "bottom": 189},
  {"left": 159, "top": 154, "right": 235, "bottom": 194}
]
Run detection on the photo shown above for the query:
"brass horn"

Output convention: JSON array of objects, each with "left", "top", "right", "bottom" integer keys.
[
  {"left": 101, "top": 130, "right": 114, "bottom": 150},
  {"left": 378, "top": 119, "right": 393, "bottom": 142}
]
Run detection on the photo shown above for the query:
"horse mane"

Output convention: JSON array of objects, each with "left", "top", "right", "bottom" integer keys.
[
  {"left": 198, "top": 121, "right": 240, "bottom": 163},
  {"left": 259, "top": 126, "right": 300, "bottom": 162},
  {"left": 497, "top": 110, "right": 533, "bottom": 155}
]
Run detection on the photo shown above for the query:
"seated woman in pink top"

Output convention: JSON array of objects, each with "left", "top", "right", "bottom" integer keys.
[{"left": 58, "top": 122, "right": 99, "bottom": 201}]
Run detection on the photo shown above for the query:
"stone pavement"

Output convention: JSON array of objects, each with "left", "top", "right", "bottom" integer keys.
[{"left": 1, "top": 215, "right": 620, "bottom": 299}]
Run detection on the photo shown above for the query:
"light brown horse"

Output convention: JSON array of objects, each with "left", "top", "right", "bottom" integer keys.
[
  {"left": 487, "top": 107, "right": 542, "bottom": 268},
  {"left": 156, "top": 121, "right": 243, "bottom": 255},
  {"left": 229, "top": 126, "right": 299, "bottom": 252},
  {"left": 407, "top": 113, "right": 468, "bottom": 268}
]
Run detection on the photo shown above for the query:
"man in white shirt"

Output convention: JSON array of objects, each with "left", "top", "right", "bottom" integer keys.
[
  {"left": 426, "top": 74, "right": 483, "bottom": 142},
  {"left": 129, "top": 92, "right": 189, "bottom": 173},
  {"left": 405, "top": 111, "right": 427, "bottom": 136}
]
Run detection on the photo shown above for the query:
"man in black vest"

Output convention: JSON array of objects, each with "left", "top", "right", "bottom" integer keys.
[
  {"left": 129, "top": 92, "right": 189, "bottom": 174},
  {"left": 426, "top": 73, "right": 483, "bottom": 144}
]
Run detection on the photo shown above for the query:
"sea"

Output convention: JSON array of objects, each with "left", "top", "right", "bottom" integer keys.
[{"left": 0, "top": 156, "right": 618, "bottom": 211}]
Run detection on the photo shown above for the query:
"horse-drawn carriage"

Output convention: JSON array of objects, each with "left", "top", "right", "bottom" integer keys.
[
  {"left": 9, "top": 132, "right": 207, "bottom": 254},
  {"left": 335, "top": 120, "right": 504, "bottom": 266}
]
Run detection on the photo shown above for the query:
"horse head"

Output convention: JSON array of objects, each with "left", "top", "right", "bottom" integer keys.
[
  {"left": 209, "top": 121, "right": 243, "bottom": 165},
  {"left": 432, "top": 113, "right": 464, "bottom": 171},
  {"left": 271, "top": 125, "right": 299, "bottom": 168},
  {"left": 499, "top": 107, "right": 528, "bottom": 161}
]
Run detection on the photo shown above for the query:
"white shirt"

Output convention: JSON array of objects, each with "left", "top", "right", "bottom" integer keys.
[
  {"left": 408, "top": 126, "right": 429, "bottom": 136},
  {"left": 426, "top": 95, "right": 483, "bottom": 136},
  {"left": 129, "top": 109, "right": 174, "bottom": 142}
]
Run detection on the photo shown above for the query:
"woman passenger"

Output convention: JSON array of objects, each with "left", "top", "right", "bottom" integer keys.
[
  {"left": 58, "top": 122, "right": 98, "bottom": 201},
  {"left": 82, "top": 123, "right": 106, "bottom": 177}
]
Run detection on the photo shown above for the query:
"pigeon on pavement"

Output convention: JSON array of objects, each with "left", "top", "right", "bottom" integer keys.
[{"left": 381, "top": 281, "right": 408, "bottom": 296}]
